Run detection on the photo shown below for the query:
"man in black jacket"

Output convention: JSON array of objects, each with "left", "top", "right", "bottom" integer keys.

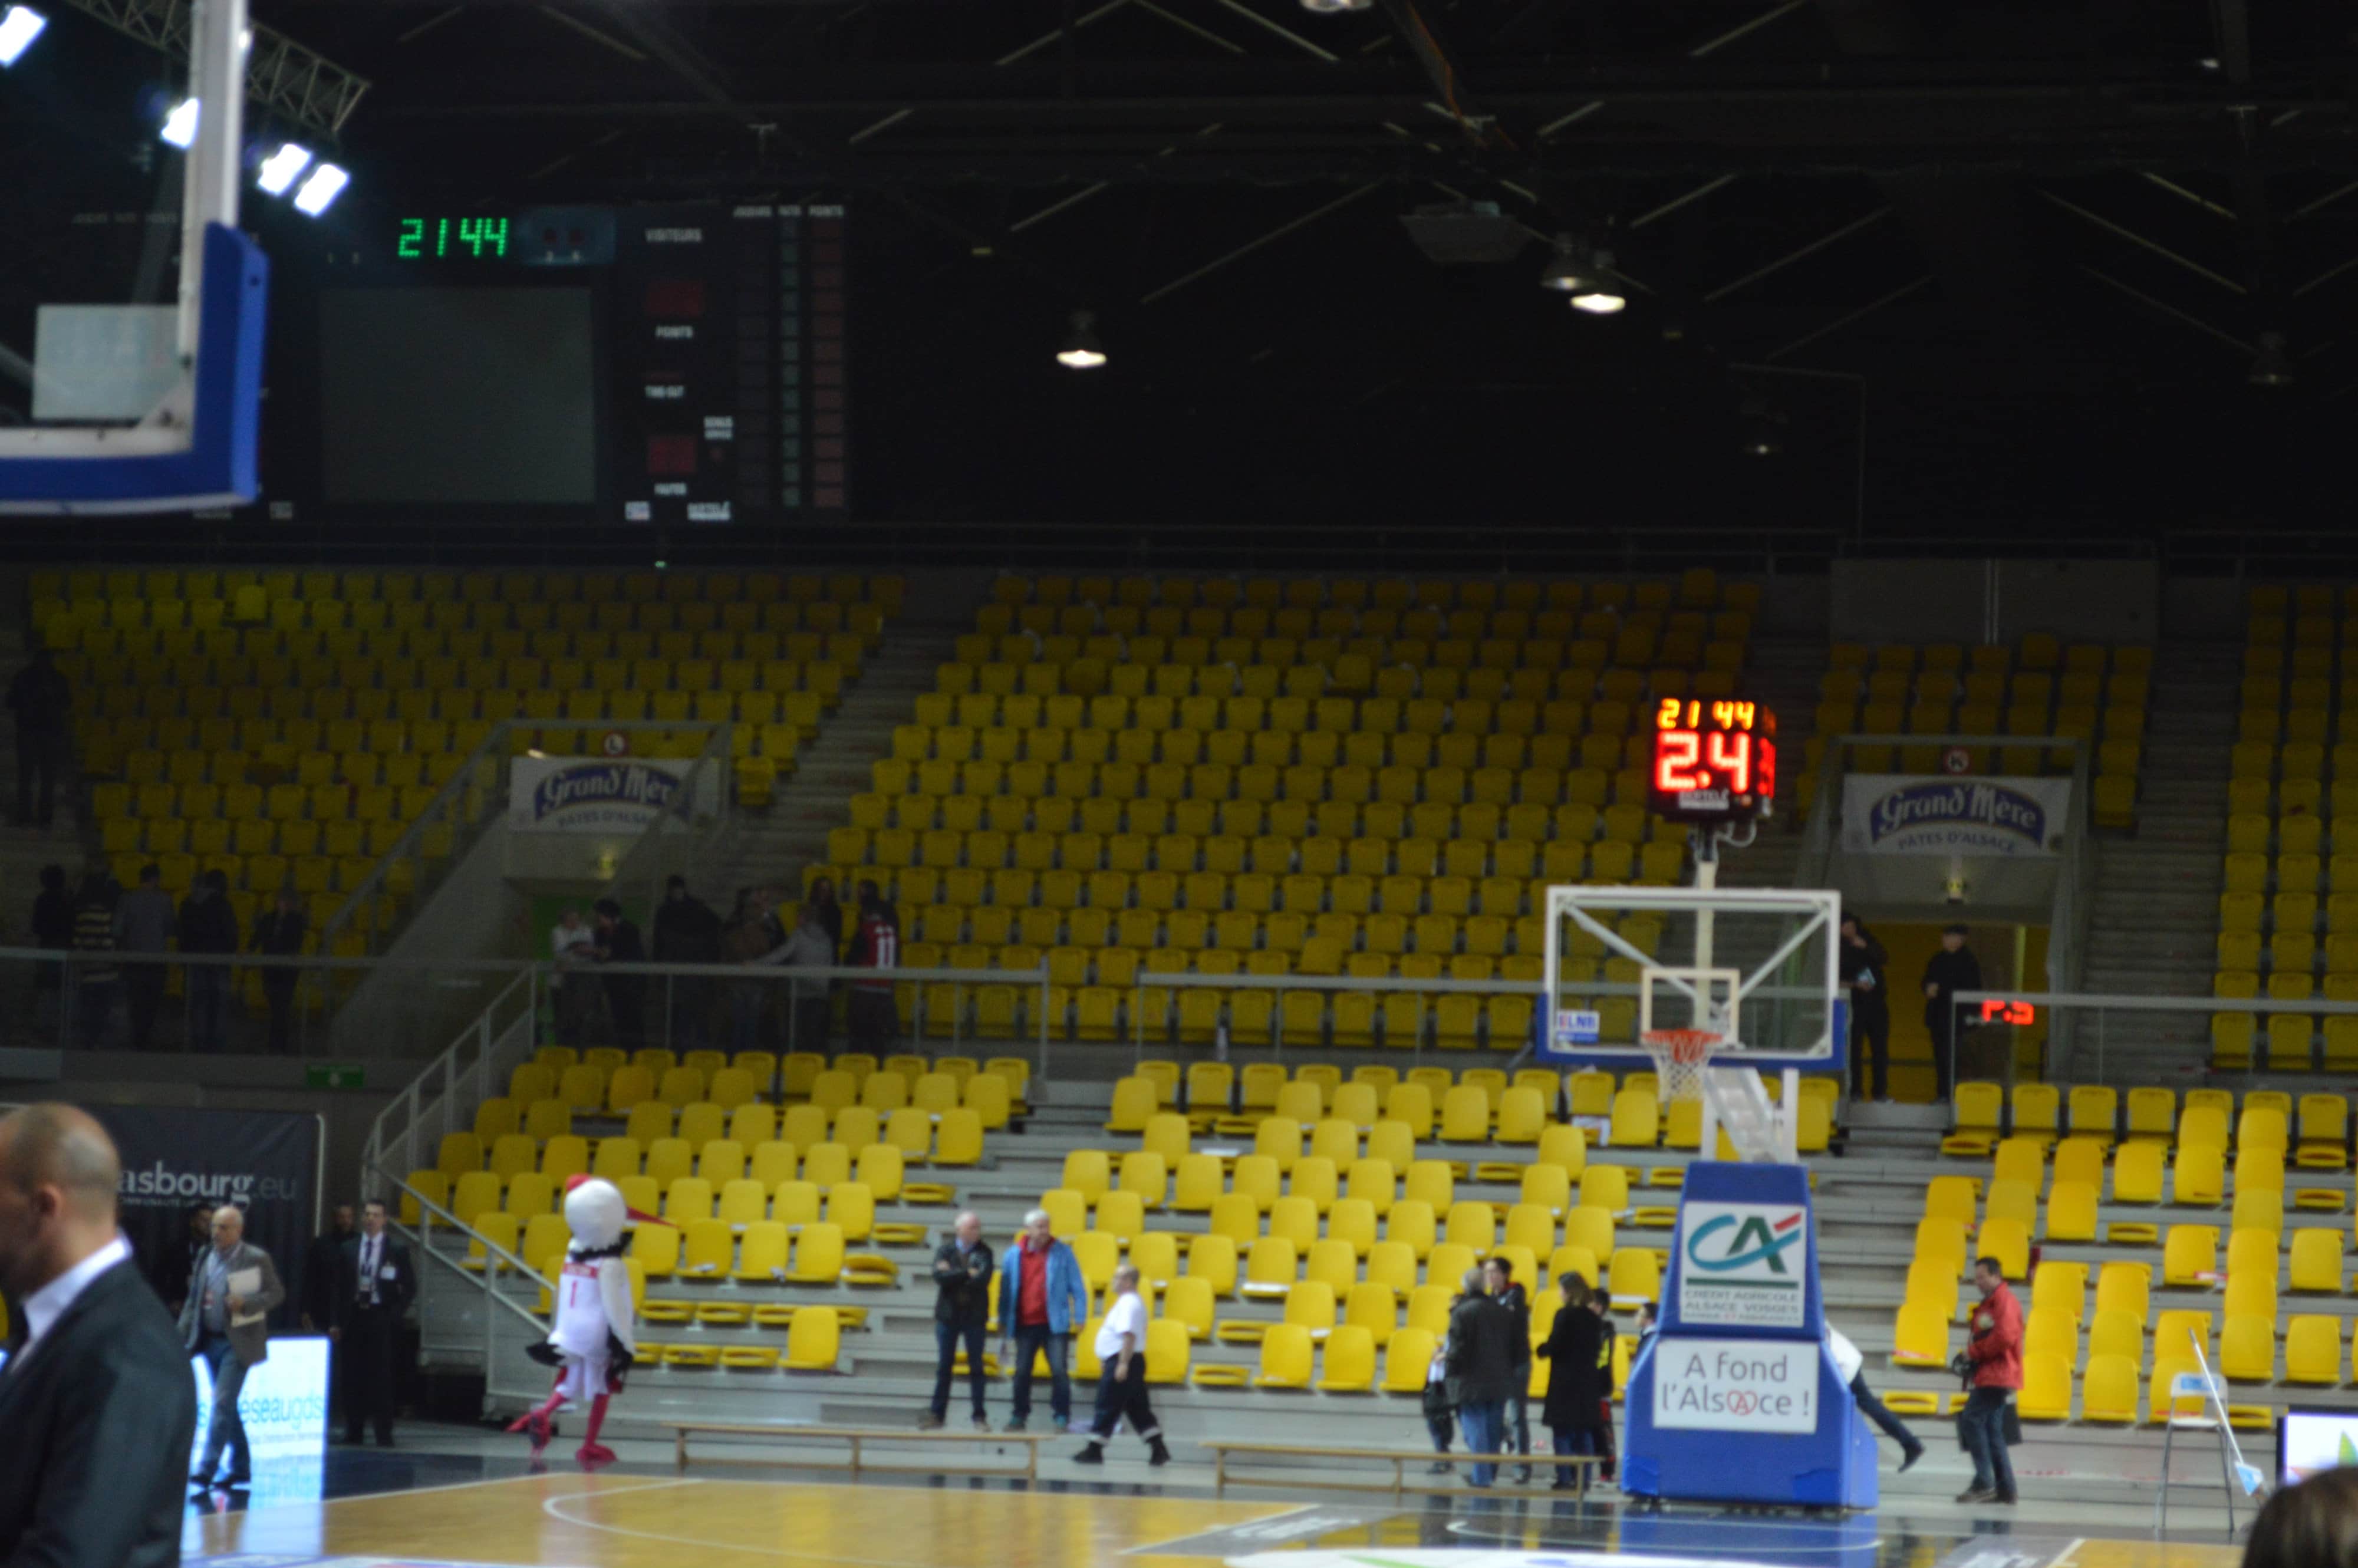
[
  {"left": 7, "top": 648, "right": 70, "bottom": 828},
  {"left": 1922, "top": 924, "right": 1982, "bottom": 1100},
  {"left": 1840, "top": 915, "right": 1893, "bottom": 1102},
  {"left": 922, "top": 1210, "right": 996, "bottom": 1431},
  {"left": 301, "top": 1203, "right": 355, "bottom": 1330},
  {"left": 0, "top": 1102, "right": 197, "bottom": 1568},
  {"left": 331, "top": 1200, "right": 416, "bottom": 1447},
  {"left": 250, "top": 889, "right": 307, "bottom": 1055},
  {"left": 177, "top": 870, "right": 239, "bottom": 1053},
  {"left": 1484, "top": 1256, "right": 1534, "bottom": 1481},
  {"left": 1445, "top": 1267, "right": 1521, "bottom": 1487},
  {"left": 593, "top": 899, "right": 648, "bottom": 1050},
  {"left": 651, "top": 875, "right": 723, "bottom": 1050}
]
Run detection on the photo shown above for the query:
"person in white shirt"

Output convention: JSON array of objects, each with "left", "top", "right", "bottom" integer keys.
[
  {"left": 1072, "top": 1264, "right": 1169, "bottom": 1467},
  {"left": 1827, "top": 1324, "right": 1924, "bottom": 1471}
]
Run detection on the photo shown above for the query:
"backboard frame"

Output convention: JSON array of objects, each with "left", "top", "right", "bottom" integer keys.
[{"left": 1538, "top": 883, "right": 1846, "bottom": 1075}]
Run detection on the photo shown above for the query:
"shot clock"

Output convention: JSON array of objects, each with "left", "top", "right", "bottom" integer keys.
[{"left": 1649, "top": 697, "right": 1777, "bottom": 823}]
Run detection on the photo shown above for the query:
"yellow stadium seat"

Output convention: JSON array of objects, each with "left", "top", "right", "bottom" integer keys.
[
  {"left": 2080, "top": 1352, "right": 2139, "bottom": 1422},
  {"left": 2284, "top": 1316, "right": 2344, "bottom": 1386},
  {"left": 2163, "top": 1225, "right": 2218, "bottom": 1286}
]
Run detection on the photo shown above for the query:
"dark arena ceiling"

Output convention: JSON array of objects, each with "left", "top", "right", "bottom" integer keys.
[{"left": 6, "top": 0, "right": 2358, "bottom": 554}]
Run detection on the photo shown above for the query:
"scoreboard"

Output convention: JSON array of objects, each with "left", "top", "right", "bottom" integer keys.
[
  {"left": 1649, "top": 696, "right": 1777, "bottom": 823},
  {"left": 294, "top": 200, "right": 849, "bottom": 525}
]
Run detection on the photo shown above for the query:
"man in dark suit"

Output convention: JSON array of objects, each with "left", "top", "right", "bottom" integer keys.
[
  {"left": 0, "top": 1102, "right": 197, "bottom": 1568},
  {"left": 177, "top": 1203, "right": 286, "bottom": 1488},
  {"left": 301, "top": 1203, "right": 355, "bottom": 1332},
  {"left": 330, "top": 1198, "right": 414, "bottom": 1446}
]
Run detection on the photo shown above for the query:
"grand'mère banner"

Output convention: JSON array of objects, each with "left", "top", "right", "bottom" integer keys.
[
  {"left": 1839, "top": 775, "right": 2074, "bottom": 857},
  {"left": 92, "top": 1104, "right": 320, "bottom": 1327},
  {"left": 509, "top": 755, "right": 723, "bottom": 834}
]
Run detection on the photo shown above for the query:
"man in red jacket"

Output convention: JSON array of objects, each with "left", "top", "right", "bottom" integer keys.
[{"left": 1957, "top": 1254, "right": 2023, "bottom": 1505}]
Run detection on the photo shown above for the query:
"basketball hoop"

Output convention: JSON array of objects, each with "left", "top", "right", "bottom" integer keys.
[{"left": 1642, "top": 1027, "right": 1724, "bottom": 1105}]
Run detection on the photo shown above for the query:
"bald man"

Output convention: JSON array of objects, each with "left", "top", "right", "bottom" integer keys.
[{"left": 0, "top": 1103, "right": 197, "bottom": 1568}]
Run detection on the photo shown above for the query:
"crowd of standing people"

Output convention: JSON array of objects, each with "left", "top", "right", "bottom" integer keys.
[
  {"left": 545, "top": 874, "right": 902, "bottom": 1053},
  {"left": 27, "top": 862, "right": 309, "bottom": 1052}
]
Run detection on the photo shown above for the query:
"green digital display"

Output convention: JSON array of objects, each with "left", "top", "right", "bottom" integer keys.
[{"left": 396, "top": 216, "right": 510, "bottom": 259}]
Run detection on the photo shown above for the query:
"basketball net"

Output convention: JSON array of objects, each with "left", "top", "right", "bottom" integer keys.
[{"left": 1642, "top": 1027, "right": 1723, "bottom": 1106}]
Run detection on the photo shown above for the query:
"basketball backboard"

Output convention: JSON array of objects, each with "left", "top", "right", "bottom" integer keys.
[
  {"left": 1538, "top": 884, "right": 1845, "bottom": 1075},
  {"left": 0, "top": 0, "right": 267, "bottom": 514}
]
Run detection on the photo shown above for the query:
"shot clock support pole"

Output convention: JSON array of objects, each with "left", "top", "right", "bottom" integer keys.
[{"left": 1686, "top": 822, "right": 1795, "bottom": 1163}]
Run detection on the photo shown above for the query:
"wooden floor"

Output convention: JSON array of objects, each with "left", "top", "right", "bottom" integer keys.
[{"left": 182, "top": 1471, "right": 2250, "bottom": 1568}]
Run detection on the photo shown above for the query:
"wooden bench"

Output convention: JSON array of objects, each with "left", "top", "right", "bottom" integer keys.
[
  {"left": 662, "top": 1421, "right": 1056, "bottom": 1480},
  {"left": 1202, "top": 1441, "right": 1605, "bottom": 1498}
]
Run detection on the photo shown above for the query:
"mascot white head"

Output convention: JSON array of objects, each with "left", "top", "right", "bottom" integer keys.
[{"left": 562, "top": 1175, "right": 631, "bottom": 1254}]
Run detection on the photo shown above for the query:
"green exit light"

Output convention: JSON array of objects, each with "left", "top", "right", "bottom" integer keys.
[{"left": 396, "top": 216, "right": 510, "bottom": 259}]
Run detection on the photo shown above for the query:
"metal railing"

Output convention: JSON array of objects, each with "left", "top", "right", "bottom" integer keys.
[{"left": 362, "top": 969, "right": 541, "bottom": 1186}]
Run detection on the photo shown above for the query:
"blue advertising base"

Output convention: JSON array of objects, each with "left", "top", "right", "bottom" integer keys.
[{"left": 1622, "top": 1160, "right": 1881, "bottom": 1511}]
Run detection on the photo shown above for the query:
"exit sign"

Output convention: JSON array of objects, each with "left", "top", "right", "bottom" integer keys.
[{"left": 305, "top": 1063, "right": 367, "bottom": 1091}]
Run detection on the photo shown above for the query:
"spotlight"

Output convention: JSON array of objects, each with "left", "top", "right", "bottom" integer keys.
[
  {"left": 160, "top": 98, "right": 199, "bottom": 148},
  {"left": 1569, "top": 288, "right": 1627, "bottom": 315},
  {"left": 1299, "top": 0, "right": 1371, "bottom": 11},
  {"left": 0, "top": 5, "right": 46, "bottom": 66},
  {"left": 1056, "top": 309, "right": 1108, "bottom": 370},
  {"left": 292, "top": 162, "right": 350, "bottom": 216},
  {"left": 1738, "top": 396, "right": 1786, "bottom": 457},
  {"left": 256, "top": 143, "right": 313, "bottom": 196},
  {"left": 2249, "top": 330, "right": 2293, "bottom": 388},
  {"left": 1538, "top": 235, "right": 1592, "bottom": 294}
]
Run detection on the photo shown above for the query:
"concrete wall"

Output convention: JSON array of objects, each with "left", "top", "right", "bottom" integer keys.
[{"left": 1830, "top": 559, "right": 2159, "bottom": 645}]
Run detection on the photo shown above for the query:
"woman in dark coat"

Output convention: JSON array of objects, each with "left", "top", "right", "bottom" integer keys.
[{"left": 1535, "top": 1273, "right": 1608, "bottom": 1490}]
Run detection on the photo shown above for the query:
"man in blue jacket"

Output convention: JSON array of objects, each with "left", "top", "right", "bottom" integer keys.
[{"left": 997, "top": 1208, "right": 1088, "bottom": 1432}]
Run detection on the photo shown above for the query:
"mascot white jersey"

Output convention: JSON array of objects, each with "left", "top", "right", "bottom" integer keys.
[{"left": 508, "top": 1175, "right": 651, "bottom": 1466}]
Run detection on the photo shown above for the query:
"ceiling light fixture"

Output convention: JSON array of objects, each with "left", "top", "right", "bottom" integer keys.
[
  {"left": 1569, "top": 287, "right": 1627, "bottom": 315},
  {"left": 1538, "top": 235, "right": 1590, "bottom": 294},
  {"left": 1056, "top": 309, "right": 1108, "bottom": 370},
  {"left": 1299, "top": 0, "right": 1371, "bottom": 12},
  {"left": 2248, "top": 330, "right": 2293, "bottom": 388},
  {"left": 256, "top": 142, "right": 312, "bottom": 196},
  {"left": 159, "top": 97, "right": 199, "bottom": 148},
  {"left": 0, "top": 5, "right": 46, "bottom": 66},
  {"left": 292, "top": 162, "right": 350, "bottom": 215}
]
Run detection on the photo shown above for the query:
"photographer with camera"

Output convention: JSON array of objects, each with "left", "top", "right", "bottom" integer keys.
[{"left": 1951, "top": 1255, "right": 2023, "bottom": 1505}]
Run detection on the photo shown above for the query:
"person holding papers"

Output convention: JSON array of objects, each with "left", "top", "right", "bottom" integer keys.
[{"left": 178, "top": 1202, "right": 286, "bottom": 1490}]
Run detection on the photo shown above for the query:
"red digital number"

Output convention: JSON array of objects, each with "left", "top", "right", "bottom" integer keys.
[
  {"left": 1978, "top": 999, "right": 2037, "bottom": 1025},
  {"left": 1704, "top": 730, "right": 1752, "bottom": 795},
  {"left": 1655, "top": 729, "right": 1705, "bottom": 791}
]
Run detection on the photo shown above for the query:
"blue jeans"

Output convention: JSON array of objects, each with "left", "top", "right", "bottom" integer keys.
[
  {"left": 197, "top": 1334, "right": 252, "bottom": 1478},
  {"left": 1009, "top": 1325, "right": 1071, "bottom": 1424},
  {"left": 932, "top": 1320, "right": 988, "bottom": 1419},
  {"left": 1503, "top": 1388, "right": 1531, "bottom": 1456},
  {"left": 1457, "top": 1399, "right": 1504, "bottom": 1486},
  {"left": 1550, "top": 1425, "right": 1596, "bottom": 1489},
  {"left": 1959, "top": 1387, "right": 2015, "bottom": 1495}
]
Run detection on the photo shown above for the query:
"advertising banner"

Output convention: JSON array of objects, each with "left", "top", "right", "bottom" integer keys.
[
  {"left": 93, "top": 1104, "right": 320, "bottom": 1327},
  {"left": 1839, "top": 774, "right": 2073, "bottom": 857},
  {"left": 508, "top": 755, "right": 720, "bottom": 834},
  {"left": 1651, "top": 1336, "right": 1822, "bottom": 1434},
  {"left": 1675, "top": 1200, "right": 1808, "bottom": 1329}
]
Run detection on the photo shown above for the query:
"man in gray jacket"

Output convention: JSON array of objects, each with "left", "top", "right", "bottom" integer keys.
[
  {"left": 113, "top": 864, "right": 175, "bottom": 1051},
  {"left": 178, "top": 1203, "right": 286, "bottom": 1488},
  {"left": 758, "top": 905, "right": 838, "bottom": 1052}
]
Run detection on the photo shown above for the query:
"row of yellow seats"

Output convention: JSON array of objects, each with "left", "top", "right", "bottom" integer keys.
[
  {"left": 1203, "top": 1256, "right": 1652, "bottom": 1359},
  {"left": 2247, "top": 645, "right": 2358, "bottom": 682},
  {"left": 437, "top": 1157, "right": 903, "bottom": 1231},
  {"left": 518, "top": 1044, "right": 1029, "bottom": 1106},
  {"left": 2250, "top": 610, "right": 2358, "bottom": 646},
  {"left": 2220, "top": 851, "right": 2358, "bottom": 897},
  {"left": 895, "top": 722, "right": 1654, "bottom": 775},
  {"left": 914, "top": 680, "right": 1698, "bottom": 740},
  {"left": 89, "top": 666, "right": 848, "bottom": 729},
  {"left": 2248, "top": 584, "right": 2358, "bottom": 617},
  {"left": 836, "top": 822, "right": 1673, "bottom": 881},
  {"left": 1822, "top": 666, "right": 2146, "bottom": 707},
  {"left": 931, "top": 654, "right": 1738, "bottom": 712},
  {"left": 103, "top": 814, "right": 403, "bottom": 862},
  {"left": 1814, "top": 697, "right": 2142, "bottom": 745},
  {"left": 42, "top": 579, "right": 887, "bottom": 631},
  {"left": 1830, "top": 638, "right": 2142, "bottom": 677},
  {"left": 2209, "top": 1013, "right": 2358, "bottom": 1072},
  {"left": 2238, "top": 710, "right": 2358, "bottom": 748},
  {"left": 957, "top": 630, "right": 1743, "bottom": 686},
  {"left": 993, "top": 568, "right": 1747, "bottom": 613},
  {"left": 2224, "top": 816, "right": 2358, "bottom": 868},
  {"left": 2220, "top": 888, "right": 2358, "bottom": 935},
  {"left": 2217, "top": 931, "right": 2358, "bottom": 978},
  {"left": 862, "top": 753, "right": 1664, "bottom": 809},
  {"left": 94, "top": 677, "right": 837, "bottom": 733},
  {"left": 2226, "top": 778, "right": 2358, "bottom": 819},
  {"left": 980, "top": 591, "right": 1746, "bottom": 641},
  {"left": 870, "top": 882, "right": 1648, "bottom": 946},
  {"left": 897, "top": 915, "right": 1578, "bottom": 970},
  {"left": 443, "top": 1116, "right": 979, "bottom": 1187},
  {"left": 853, "top": 803, "right": 1677, "bottom": 865},
  {"left": 886, "top": 986, "right": 1540, "bottom": 1052},
  {"left": 91, "top": 726, "right": 785, "bottom": 790},
  {"left": 2229, "top": 740, "right": 2358, "bottom": 783},
  {"left": 507, "top": 1062, "right": 1014, "bottom": 1127},
  {"left": 43, "top": 604, "right": 882, "bottom": 663},
  {"left": 1949, "top": 1082, "right": 2327, "bottom": 1151},
  {"left": 2214, "top": 969, "right": 2358, "bottom": 1003},
  {"left": 32, "top": 564, "right": 897, "bottom": 606},
  {"left": 2007, "top": 1308, "right": 2358, "bottom": 1388},
  {"left": 816, "top": 861, "right": 1618, "bottom": 924},
  {"left": 476, "top": 1095, "right": 949, "bottom": 1155},
  {"left": 103, "top": 756, "right": 457, "bottom": 811}
]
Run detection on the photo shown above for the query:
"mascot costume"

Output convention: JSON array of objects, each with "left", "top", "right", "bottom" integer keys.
[{"left": 509, "top": 1174, "right": 657, "bottom": 1465}]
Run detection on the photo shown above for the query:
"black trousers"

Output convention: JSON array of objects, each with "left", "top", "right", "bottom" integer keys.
[
  {"left": 792, "top": 997, "right": 831, "bottom": 1053},
  {"left": 1849, "top": 1371, "right": 1920, "bottom": 1454},
  {"left": 263, "top": 973, "right": 298, "bottom": 1053},
  {"left": 343, "top": 1303, "right": 400, "bottom": 1442},
  {"left": 1086, "top": 1356, "right": 1161, "bottom": 1445},
  {"left": 16, "top": 728, "right": 61, "bottom": 825},
  {"left": 1850, "top": 1008, "right": 1890, "bottom": 1099},
  {"left": 932, "top": 1319, "right": 989, "bottom": 1419},
  {"left": 124, "top": 967, "right": 167, "bottom": 1050},
  {"left": 605, "top": 979, "right": 646, "bottom": 1050},
  {"left": 849, "top": 989, "right": 894, "bottom": 1052},
  {"left": 1926, "top": 1004, "right": 1958, "bottom": 1099}
]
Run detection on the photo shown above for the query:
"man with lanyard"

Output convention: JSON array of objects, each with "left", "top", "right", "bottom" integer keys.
[{"left": 333, "top": 1200, "right": 415, "bottom": 1447}]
